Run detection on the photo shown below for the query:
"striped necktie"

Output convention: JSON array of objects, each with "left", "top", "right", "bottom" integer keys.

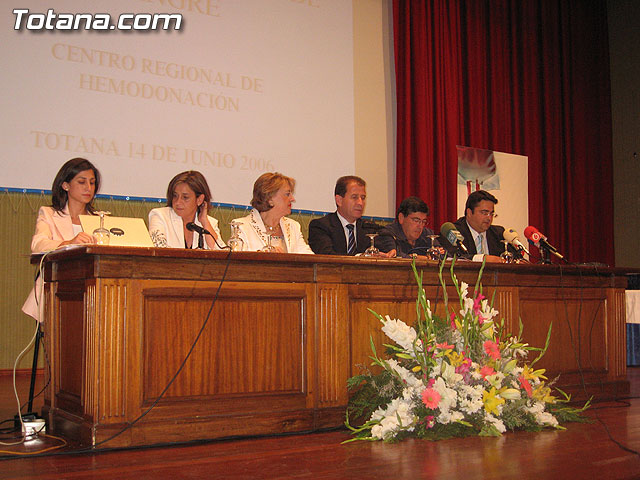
[
  {"left": 476, "top": 234, "right": 484, "bottom": 254},
  {"left": 346, "top": 224, "right": 356, "bottom": 255}
]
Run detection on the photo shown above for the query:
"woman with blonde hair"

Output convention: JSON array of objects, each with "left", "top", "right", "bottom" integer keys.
[
  {"left": 233, "top": 172, "right": 313, "bottom": 254},
  {"left": 148, "top": 170, "right": 224, "bottom": 250}
]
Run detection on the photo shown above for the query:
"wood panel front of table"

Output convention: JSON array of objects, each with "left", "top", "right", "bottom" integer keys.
[{"left": 39, "top": 247, "right": 629, "bottom": 447}]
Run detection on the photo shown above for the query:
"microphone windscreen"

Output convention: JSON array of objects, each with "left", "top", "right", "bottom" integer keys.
[
  {"left": 503, "top": 228, "right": 519, "bottom": 243},
  {"left": 440, "top": 222, "right": 456, "bottom": 236},
  {"left": 523, "top": 225, "right": 541, "bottom": 242},
  {"left": 440, "top": 222, "right": 459, "bottom": 247},
  {"left": 186, "top": 222, "right": 197, "bottom": 232}
]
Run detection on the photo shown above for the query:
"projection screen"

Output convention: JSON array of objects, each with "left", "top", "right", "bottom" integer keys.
[{"left": 1, "top": 0, "right": 355, "bottom": 213}]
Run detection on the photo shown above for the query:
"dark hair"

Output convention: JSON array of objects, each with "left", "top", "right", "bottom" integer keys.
[
  {"left": 250, "top": 172, "right": 295, "bottom": 212},
  {"left": 397, "top": 196, "right": 429, "bottom": 219},
  {"left": 51, "top": 158, "right": 101, "bottom": 213},
  {"left": 166, "top": 171, "right": 212, "bottom": 213},
  {"left": 465, "top": 190, "right": 498, "bottom": 213},
  {"left": 334, "top": 175, "right": 366, "bottom": 197}
]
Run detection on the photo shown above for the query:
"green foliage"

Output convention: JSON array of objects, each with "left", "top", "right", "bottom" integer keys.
[{"left": 346, "top": 367, "right": 402, "bottom": 423}]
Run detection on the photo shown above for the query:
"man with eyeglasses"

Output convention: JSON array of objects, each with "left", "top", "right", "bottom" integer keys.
[
  {"left": 377, "top": 196, "right": 438, "bottom": 258},
  {"left": 446, "top": 190, "right": 515, "bottom": 262}
]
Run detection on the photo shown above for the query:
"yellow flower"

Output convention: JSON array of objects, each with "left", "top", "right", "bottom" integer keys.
[
  {"left": 532, "top": 384, "right": 556, "bottom": 404},
  {"left": 412, "top": 365, "right": 422, "bottom": 373},
  {"left": 482, "top": 387, "right": 506, "bottom": 415},
  {"left": 522, "top": 365, "right": 547, "bottom": 381},
  {"left": 445, "top": 350, "right": 465, "bottom": 367}
]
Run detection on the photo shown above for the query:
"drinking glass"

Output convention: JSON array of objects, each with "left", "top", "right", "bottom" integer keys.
[
  {"left": 93, "top": 211, "right": 111, "bottom": 245},
  {"left": 363, "top": 233, "right": 379, "bottom": 257},
  {"left": 425, "top": 234, "right": 442, "bottom": 261},
  {"left": 260, "top": 226, "right": 275, "bottom": 252},
  {"left": 500, "top": 240, "right": 515, "bottom": 263},
  {"left": 228, "top": 222, "right": 245, "bottom": 252}
]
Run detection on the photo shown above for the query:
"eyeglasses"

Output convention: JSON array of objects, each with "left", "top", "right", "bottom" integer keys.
[
  {"left": 407, "top": 216, "right": 429, "bottom": 226},
  {"left": 478, "top": 210, "right": 498, "bottom": 218}
]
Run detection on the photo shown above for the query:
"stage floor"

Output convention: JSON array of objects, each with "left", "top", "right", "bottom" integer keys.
[{"left": 1, "top": 369, "right": 639, "bottom": 479}]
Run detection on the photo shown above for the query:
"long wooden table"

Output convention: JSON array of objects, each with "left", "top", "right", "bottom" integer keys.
[{"left": 39, "top": 247, "right": 629, "bottom": 447}]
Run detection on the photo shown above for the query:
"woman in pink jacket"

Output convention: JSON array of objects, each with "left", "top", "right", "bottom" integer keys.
[{"left": 23, "top": 158, "right": 102, "bottom": 321}]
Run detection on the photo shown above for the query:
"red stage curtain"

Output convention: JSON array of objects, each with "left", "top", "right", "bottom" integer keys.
[{"left": 394, "top": 0, "right": 614, "bottom": 266}]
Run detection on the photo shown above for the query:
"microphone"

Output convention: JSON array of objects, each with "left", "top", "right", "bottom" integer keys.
[
  {"left": 186, "top": 222, "right": 212, "bottom": 236},
  {"left": 440, "top": 222, "right": 468, "bottom": 254},
  {"left": 523, "top": 226, "right": 565, "bottom": 260},
  {"left": 503, "top": 228, "right": 530, "bottom": 256},
  {"left": 186, "top": 221, "right": 229, "bottom": 250},
  {"left": 375, "top": 229, "right": 396, "bottom": 239}
]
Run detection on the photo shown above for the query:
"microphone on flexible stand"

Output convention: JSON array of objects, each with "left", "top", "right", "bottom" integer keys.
[
  {"left": 523, "top": 225, "right": 567, "bottom": 263},
  {"left": 186, "top": 222, "right": 211, "bottom": 249},
  {"left": 360, "top": 220, "right": 384, "bottom": 232},
  {"left": 440, "top": 222, "right": 468, "bottom": 254},
  {"left": 375, "top": 228, "right": 398, "bottom": 256},
  {"left": 503, "top": 228, "right": 530, "bottom": 261}
]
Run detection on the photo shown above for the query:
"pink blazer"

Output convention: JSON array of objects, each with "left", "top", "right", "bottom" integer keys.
[
  {"left": 30, "top": 205, "right": 75, "bottom": 253},
  {"left": 22, "top": 206, "right": 76, "bottom": 321}
]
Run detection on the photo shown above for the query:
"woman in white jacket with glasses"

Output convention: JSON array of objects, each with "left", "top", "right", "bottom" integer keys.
[{"left": 148, "top": 170, "right": 225, "bottom": 250}]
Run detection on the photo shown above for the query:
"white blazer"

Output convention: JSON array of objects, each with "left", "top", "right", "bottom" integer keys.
[
  {"left": 233, "top": 208, "right": 313, "bottom": 254},
  {"left": 148, "top": 206, "right": 225, "bottom": 249},
  {"left": 23, "top": 205, "right": 78, "bottom": 321},
  {"left": 31, "top": 205, "right": 75, "bottom": 253}
]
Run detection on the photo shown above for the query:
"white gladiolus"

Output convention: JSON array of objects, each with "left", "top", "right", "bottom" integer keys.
[
  {"left": 381, "top": 316, "right": 418, "bottom": 352},
  {"left": 425, "top": 299, "right": 433, "bottom": 321},
  {"left": 460, "top": 282, "right": 469, "bottom": 298}
]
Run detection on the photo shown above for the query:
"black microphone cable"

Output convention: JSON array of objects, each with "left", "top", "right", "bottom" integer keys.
[
  {"left": 88, "top": 246, "right": 234, "bottom": 450},
  {"left": 556, "top": 264, "right": 639, "bottom": 458}
]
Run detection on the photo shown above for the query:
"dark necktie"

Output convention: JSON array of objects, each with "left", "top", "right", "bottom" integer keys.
[{"left": 346, "top": 224, "right": 356, "bottom": 255}]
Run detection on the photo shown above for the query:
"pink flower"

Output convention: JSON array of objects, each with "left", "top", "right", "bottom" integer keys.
[
  {"left": 421, "top": 388, "right": 441, "bottom": 409},
  {"left": 473, "top": 294, "right": 485, "bottom": 315},
  {"left": 436, "top": 342, "right": 454, "bottom": 351},
  {"left": 479, "top": 365, "right": 496, "bottom": 379},
  {"left": 455, "top": 357, "right": 472, "bottom": 375},
  {"left": 483, "top": 340, "right": 501, "bottom": 360},
  {"left": 519, "top": 375, "right": 533, "bottom": 397},
  {"left": 425, "top": 415, "right": 435, "bottom": 429},
  {"left": 450, "top": 312, "right": 457, "bottom": 329},
  {"left": 427, "top": 378, "right": 435, "bottom": 388}
]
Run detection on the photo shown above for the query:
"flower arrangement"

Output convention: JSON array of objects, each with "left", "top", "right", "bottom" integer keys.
[{"left": 345, "top": 260, "right": 589, "bottom": 442}]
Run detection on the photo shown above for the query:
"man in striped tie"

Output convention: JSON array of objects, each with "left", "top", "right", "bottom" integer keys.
[{"left": 308, "top": 176, "right": 389, "bottom": 256}]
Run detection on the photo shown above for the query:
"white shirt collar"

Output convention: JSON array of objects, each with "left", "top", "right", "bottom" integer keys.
[
  {"left": 466, "top": 220, "right": 485, "bottom": 242},
  {"left": 336, "top": 211, "right": 354, "bottom": 229}
]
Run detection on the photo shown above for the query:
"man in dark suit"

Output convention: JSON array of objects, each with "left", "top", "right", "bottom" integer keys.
[
  {"left": 376, "top": 196, "right": 439, "bottom": 258},
  {"left": 308, "top": 176, "right": 389, "bottom": 256},
  {"left": 443, "top": 190, "right": 515, "bottom": 262}
]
